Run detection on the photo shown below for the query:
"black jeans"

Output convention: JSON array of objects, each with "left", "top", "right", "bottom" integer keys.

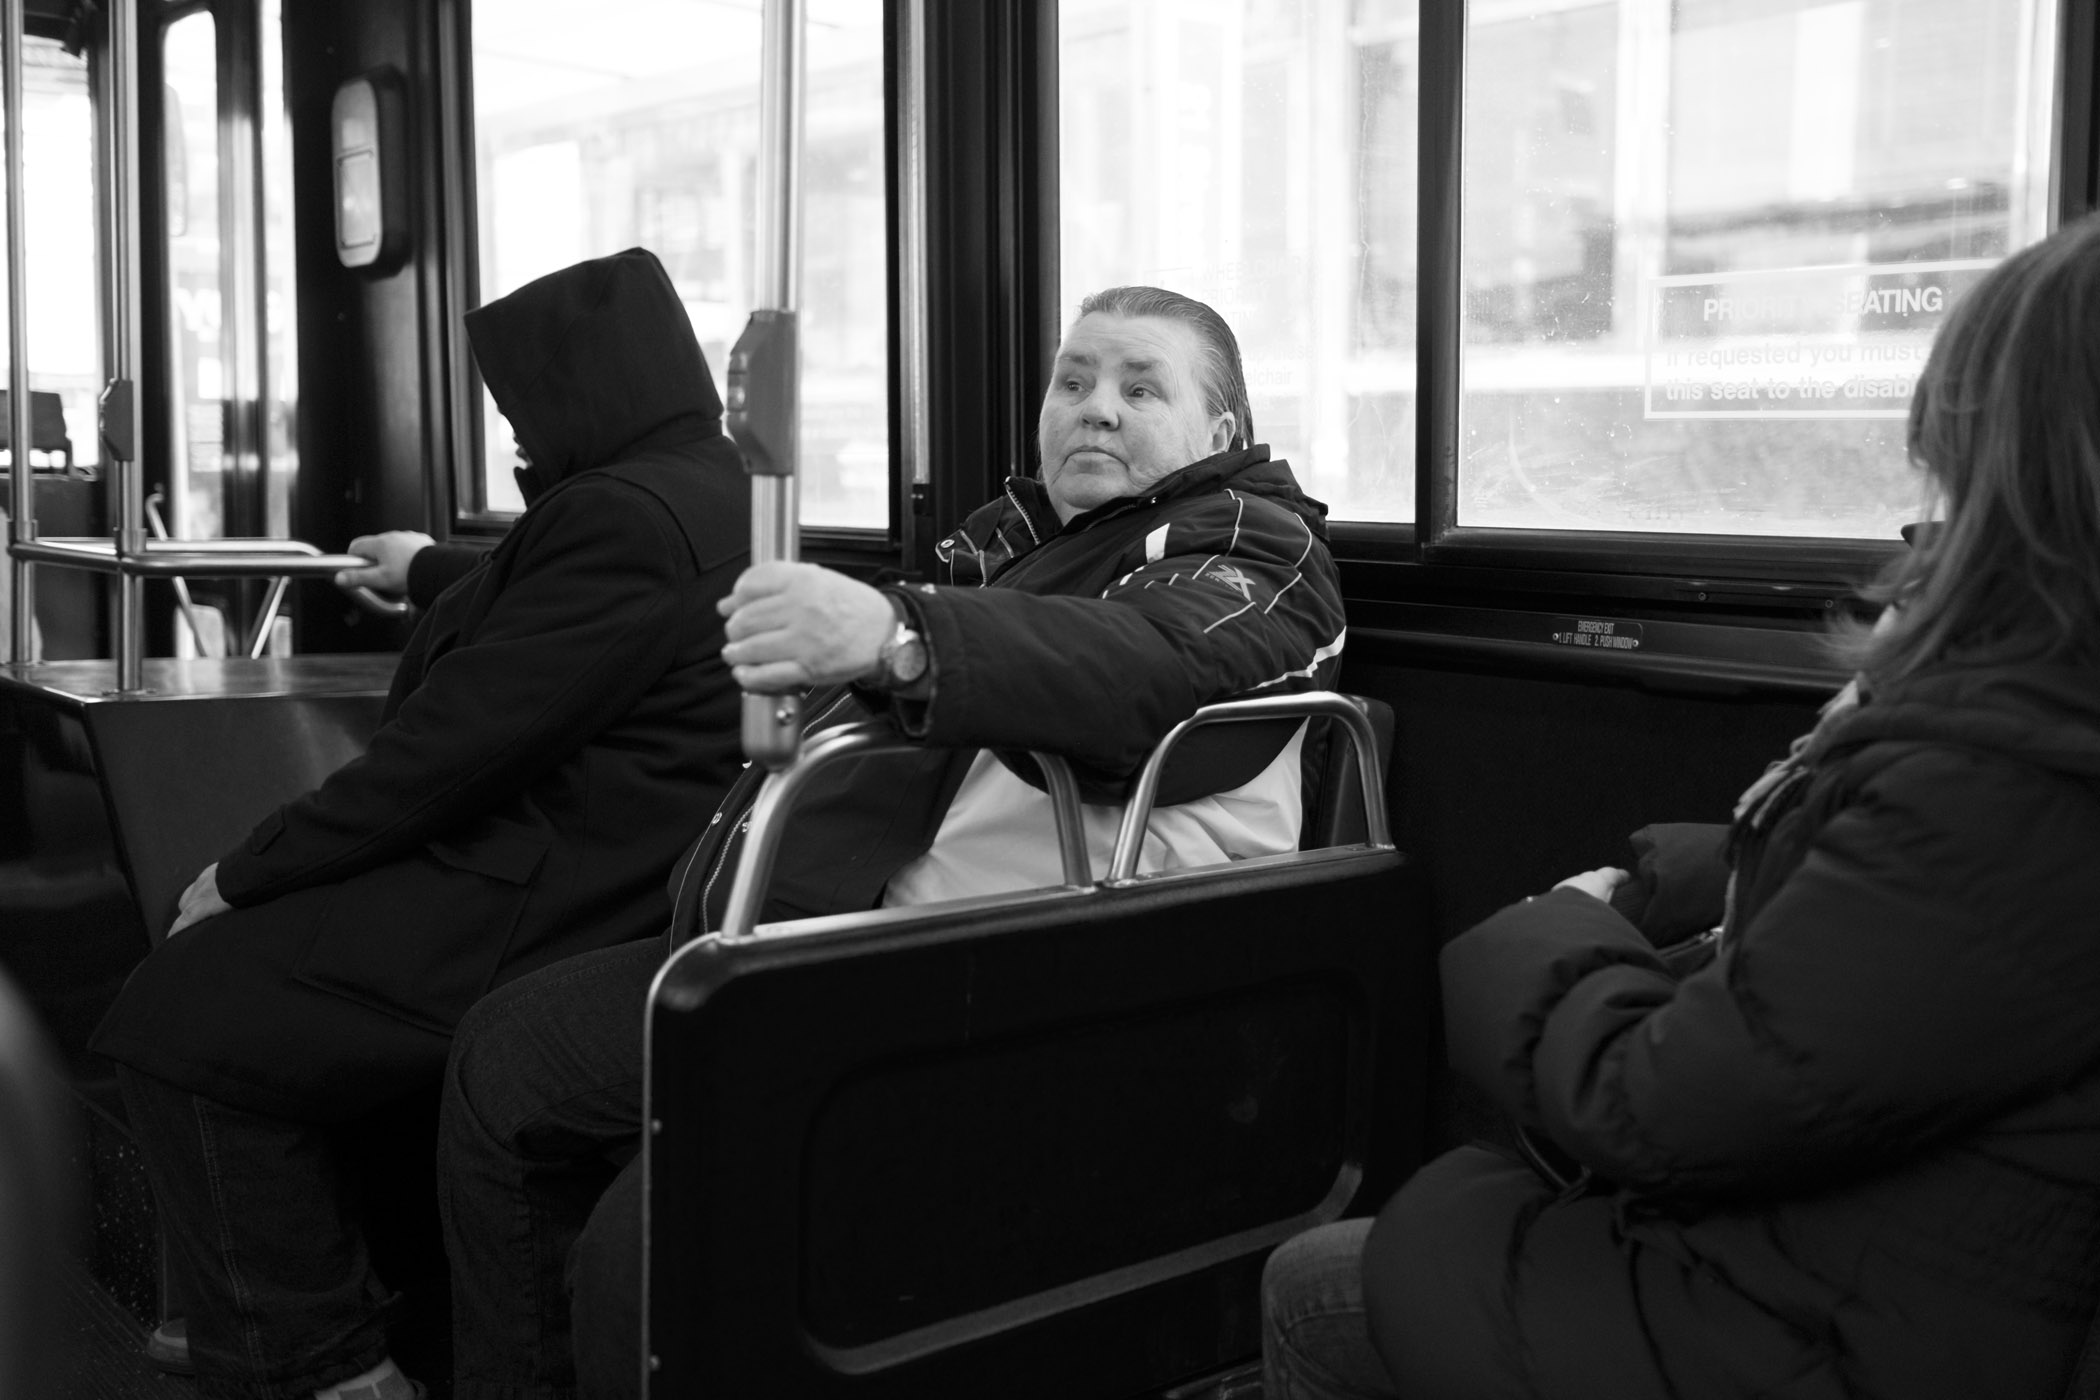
[
  {"left": 438, "top": 938, "right": 659, "bottom": 1400},
  {"left": 116, "top": 1066, "right": 397, "bottom": 1400}
]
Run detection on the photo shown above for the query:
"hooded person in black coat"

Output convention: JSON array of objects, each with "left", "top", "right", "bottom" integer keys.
[
  {"left": 90, "top": 247, "right": 749, "bottom": 1400},
  {"left": 1260, "top": 217, "right": 2100, "bottom": 1400}
]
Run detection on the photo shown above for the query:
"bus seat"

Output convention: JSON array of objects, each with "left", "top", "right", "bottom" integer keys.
[
  {"left": 0, "top": 388, "right": 75, "bottom": 469},
  {"left": 86, "top": 691, "right": 382, "bottom": 940},
  {"left": 644, "top": 694, "right": 1430, "bottom": 1398},
  {"left": 0, "top": 662, "right": 389, "bottom": 1078},
  {"left": 0, "top": 663, "right": 397, "bottom": 1350}
]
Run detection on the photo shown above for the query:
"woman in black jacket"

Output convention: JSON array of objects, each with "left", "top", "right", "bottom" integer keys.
[{"left": 1263, "top": 215, "right": 2100, "bottom": 1400}]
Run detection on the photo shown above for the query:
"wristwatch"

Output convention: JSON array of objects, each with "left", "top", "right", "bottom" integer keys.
[{"left": 872, "top": 594, "right": 928, "bottom": 690}]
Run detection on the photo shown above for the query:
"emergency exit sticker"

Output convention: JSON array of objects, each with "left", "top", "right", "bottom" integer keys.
[
  {"left": 1643, "top": 258, "right": 1996, "bottom": 421},
  {"left": 1550, "top": 618, "right": 1643, "bottom": 651}
]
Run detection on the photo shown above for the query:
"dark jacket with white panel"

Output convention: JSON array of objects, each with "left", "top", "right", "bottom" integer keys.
[
  {"left": 94, "top": 248, "right": 750, "bottom": 1122},
  {"left": 671, "top": 444, "right": 1348, "bottom": 936}
]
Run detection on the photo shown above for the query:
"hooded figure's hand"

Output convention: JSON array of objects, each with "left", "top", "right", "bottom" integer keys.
[
  {"left": 168, "top": 863, "right": 231, "bottom": 938},
  {"left": 335, "top": 531, "right": 435, "bottom": 595}
]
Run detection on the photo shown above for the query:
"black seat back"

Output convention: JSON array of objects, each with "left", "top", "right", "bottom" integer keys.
[
  {"left": 74, "top": 672, "right": 388, "bottom": 939},
  {"left": 645, "top": 846, "right": 1426, "bottom": 1398},
  {"left": 0, "top": 388, "right": 74, "bottom": 464}
]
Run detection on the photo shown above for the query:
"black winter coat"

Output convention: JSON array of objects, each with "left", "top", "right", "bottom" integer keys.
[
  {"left": 94, "top": 249, "right": 750, "bottom": 1121},
  {"left": 403, "top": 541, "right": 483, "bottom": 606},
  {"left": 1367, "top": 662, "right": 2100, "bottom": 1399},
  {"left": 671, "top": 446, "right": 1347, "bottom": 935}
]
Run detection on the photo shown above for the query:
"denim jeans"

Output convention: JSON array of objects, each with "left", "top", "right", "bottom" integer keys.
[
  {"left": 437, "top": 938, "right": 660, "bottom": 1400},
  {"left": 116, "top": 1065, "right": 396, "bottom": 1400},
  {"left": 1262, "top": 1218, "right": 1399, "bottom": 1400}
]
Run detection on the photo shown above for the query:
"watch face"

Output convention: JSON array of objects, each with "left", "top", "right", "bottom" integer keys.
[{"left": 891, "top": 636, "right": 928, "bottom": 685}]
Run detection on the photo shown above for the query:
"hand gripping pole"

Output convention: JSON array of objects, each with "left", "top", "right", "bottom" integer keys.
[
  {"left": 732, "top": 0, "right": 806, "bottom": 771},
  {"left": 728, "top": 309, "right": 799, "bottom": 768}
]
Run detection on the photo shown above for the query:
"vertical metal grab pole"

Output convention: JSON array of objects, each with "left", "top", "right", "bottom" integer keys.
[
  {"left": 895, "top": 0, "right": 931, "bottom": 569},
  {"left": 729, "top": 0, "right": 805, "bottom": 768},
  {"left": 106, "top": 0, "right": 146, "bottom": 692},
  {"left": 3, "top": 0, "right": 31, "bottom": 663}
]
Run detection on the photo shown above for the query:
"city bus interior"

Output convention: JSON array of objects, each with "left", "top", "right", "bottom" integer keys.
[{"left": 2, "top": 0, "right": 2096, "bottom": 1395}]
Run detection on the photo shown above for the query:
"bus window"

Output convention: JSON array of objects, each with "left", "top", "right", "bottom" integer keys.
[
  {"left": 163, "top": 10, "right": 222, "bottom": 545},
  {"left": 465, "top": 0, "right": 889, "bottom": 529},
  {"left": 1456, "top": 0, "right": 2057, "bottom": 540},
  {"left": 1064, "top": 0, "right": 2058, "bottom": 553},
  {"left": 1059, "top": 0, "right": 1422, "bottom": 525},
  {"left": 262, "top": 0, "right": 299, "bottom": 543},
  {"left": 0, "top": 36, "right": 99, "bottom": 478},
  {"left": 0, "top": 35, "right": 97, "bottom": 665},
  {"left": 157, "top": 2, "right": 299, "bottom": 657}
]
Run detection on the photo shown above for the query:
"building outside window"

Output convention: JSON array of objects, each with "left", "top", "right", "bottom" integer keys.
[{"left": 469, "top": 0, "right": 889, "bottom": 528}]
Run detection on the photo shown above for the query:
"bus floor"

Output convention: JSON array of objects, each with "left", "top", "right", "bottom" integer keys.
[{"left": 55, "top": 1263, "right": 195, "bottom": 1400}]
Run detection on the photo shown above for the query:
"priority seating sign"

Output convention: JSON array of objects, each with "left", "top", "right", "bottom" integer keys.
[{"left": 1643, "top": 259, "right": 1994, "bottom": 420}]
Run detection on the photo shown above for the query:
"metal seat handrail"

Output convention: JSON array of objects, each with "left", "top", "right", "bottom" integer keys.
[
  {"left": 716, "top": 722, "right": 1090, "bottom": 942},
  {"left": 1106, "top": 692, "right": 1391, "bottom": 884},
  {"left": 713, "top": 690, "right": 1392, "bottom": 943}
]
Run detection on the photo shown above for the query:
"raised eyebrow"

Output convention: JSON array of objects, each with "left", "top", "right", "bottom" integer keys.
[{"left": 1055, "top": 351, "right": 1097, "bottom": 372}]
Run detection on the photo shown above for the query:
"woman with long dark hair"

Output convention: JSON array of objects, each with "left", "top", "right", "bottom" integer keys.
[{"left": 1264, "top": 214, "right": 2100, "bottom": 1399}]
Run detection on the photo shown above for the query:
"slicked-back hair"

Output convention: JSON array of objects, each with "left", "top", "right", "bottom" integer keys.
[
  {"left": 1860, "top": 212, "right": 2100, "bottom": 688},
  {"left": 1075, "top": 286, "right": 1254, "bottom": 451}
]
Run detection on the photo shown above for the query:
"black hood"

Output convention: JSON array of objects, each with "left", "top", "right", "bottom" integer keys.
[{"left": 465, "top": 247, "right": 723, "bottom": 498}]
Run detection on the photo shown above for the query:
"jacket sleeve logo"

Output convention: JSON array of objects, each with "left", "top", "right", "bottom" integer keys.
[{"left": 1202, "top": 563, "right": 1257, "bottom": 600}]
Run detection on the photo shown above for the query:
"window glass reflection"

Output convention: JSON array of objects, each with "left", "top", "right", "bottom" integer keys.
[
  {"left": 1458, "top": 0, "right": 2056, "bottom": 538},
  {"left": 0, "top": 37, "right": 97, "bottom": 477},
  {"left": 1059, "top": 0, "right": 1421, "bottom": 524},
  {"left": 0, "top": 37, "right": 97, "bottom": 662},
  {"left": 164, "top": 11, "right": 222, "bottom": 541},
  {"left": 469, "top": 0, "right": 889, "bottom": 526},
  {"left": 263, "top": 0, "right": 299, "bottom": 543}
]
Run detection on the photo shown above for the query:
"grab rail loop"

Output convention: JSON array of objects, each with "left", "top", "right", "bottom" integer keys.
[
  {"left": 1107, "top": 691, "right": 1389, "bottom": 883},
  {"left": 716, "top": 725, "right": 1088, "bottom": 942},
  {"left": 714, "top": 692, "right": 1389, "bottom": 943}
]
